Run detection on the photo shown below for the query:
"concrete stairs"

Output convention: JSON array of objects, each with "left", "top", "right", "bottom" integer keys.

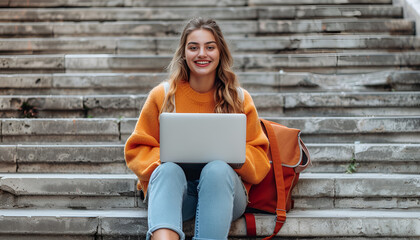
[{"left": 0, "top": 0, "right": 419, "bottom": 239}]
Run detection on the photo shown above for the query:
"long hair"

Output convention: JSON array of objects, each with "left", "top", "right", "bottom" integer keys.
[{"left": 160, "top": 18, "right": 243, "bottom": 114}]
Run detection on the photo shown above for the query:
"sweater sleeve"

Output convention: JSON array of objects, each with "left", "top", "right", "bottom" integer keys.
[
  {"left": 124, "top": 84, "right": 164, "bottom": 191},
  {"left": 235, "top": 89, "right": 270, "bottom": 185}
]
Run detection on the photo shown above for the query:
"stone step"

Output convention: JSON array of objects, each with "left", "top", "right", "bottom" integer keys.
[
  {"left": 1, "top": 118, "right": 121, "bottom": 143},
  {"left": 0, "top": 173, "right": 418, "bottom": 209},
  {"left": 2, "top": 52, "right": 420, "bottom": 74},
  {"left": 1, "top": 35, "right": 419, "bottom": 55},
  {"left": 306, "top": 143, "right": 420, "bottom": 174},
  {"left": 1, "top": 143, "right": 418, "bottom": 174},
  {"left": 2, "top": 117, "right": 417, "bottom": 144},
  {"left": 1, "top": 0, "right": 394, "bottom": 7},
  {"left": 0, "top": 208, "right": 417, "bottom": 239},
  {"left": 0, "top": 144, "right": 128, "bottom": 174},
  {"left": 261, "top": 116, "right": 420, "bottom": 143},
  {"left": 0, "top": 5, "right": 403, "bottom": 22},
  {"left": 250, "top": 0, "right": 393, "bottom": 5},
  {"left": 0, "top": 19, "right": 413, "bottom": 38},
  {"left": 1, "top": 92, "right": 419, "bottom": 118},
  {"left": 2, "top": 70, "right": 419, "bottom": 95}
]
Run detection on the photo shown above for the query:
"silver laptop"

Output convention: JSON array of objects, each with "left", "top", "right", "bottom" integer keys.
[{"left": 159, "top": 113, "right": 246, "bottom": 169}]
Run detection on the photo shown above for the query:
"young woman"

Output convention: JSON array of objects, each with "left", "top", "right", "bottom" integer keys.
[{"left": 125, "top": 18, "right": 270, "bottom": 240}]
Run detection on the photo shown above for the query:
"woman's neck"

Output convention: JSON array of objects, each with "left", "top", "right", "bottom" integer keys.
[{"left": 189, "top": 73, "right": 216, "bottom": 93}]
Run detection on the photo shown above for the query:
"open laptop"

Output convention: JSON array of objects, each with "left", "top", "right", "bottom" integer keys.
[{"left": 159, "top": 113, "right": 246, "bottom": 170}]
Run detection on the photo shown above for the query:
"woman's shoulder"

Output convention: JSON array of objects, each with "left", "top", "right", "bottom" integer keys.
[
  {"left": 148, "top": 82, "right": 167, "bottom": 99},
  {"left": 142, "top": 82, "right": 167, "bottom": 110}
]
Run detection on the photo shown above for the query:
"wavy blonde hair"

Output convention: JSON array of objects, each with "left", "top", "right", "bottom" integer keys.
[{"left": 160, "top": 18, "right": 243, "bottom": 114}]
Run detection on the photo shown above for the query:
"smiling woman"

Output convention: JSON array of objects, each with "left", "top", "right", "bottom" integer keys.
[{"left": 124, "top": 18, "right": 270, "bottom": 240}]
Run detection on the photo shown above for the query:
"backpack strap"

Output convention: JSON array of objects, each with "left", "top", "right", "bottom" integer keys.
[
  {"left": 237, "top": 86, "right": 245, "bottom": 102},
  {"left": 260, "top": 119, "right": 287, "bottom": 240},
  {"left": 162, "top": 81, "right": 176, "bottom": 113},
  {"left": 163, "top": 81, "right": 170, "bottom": 94},
  {"left": 244, "top": 213, "right": 257, "bottom": 236}
]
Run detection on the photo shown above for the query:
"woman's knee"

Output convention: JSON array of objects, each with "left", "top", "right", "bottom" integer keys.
[
  {"left": 200, "top": 160, "right": 235, "bottom": 185},
  {"left": 150, "top": 162, "right": 186, "bottom": 183}
]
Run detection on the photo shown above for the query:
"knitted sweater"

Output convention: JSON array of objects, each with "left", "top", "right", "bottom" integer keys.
[{"left": 124, "top": 80, "right": 270, "bottom": 194}]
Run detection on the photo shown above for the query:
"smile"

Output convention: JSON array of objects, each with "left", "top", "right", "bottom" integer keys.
[{"left": 195, "top": 61, "right": 211, "bottom": 66}]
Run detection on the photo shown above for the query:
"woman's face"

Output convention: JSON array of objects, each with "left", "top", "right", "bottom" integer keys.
[{"left": 185, "top": 29, "right": 220, "bottom": 81}]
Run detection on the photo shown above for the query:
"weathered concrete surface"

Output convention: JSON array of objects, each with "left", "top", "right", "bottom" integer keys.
[
  {"left": 64, "top": 54, "right": 171, "bottom": 72},
  {"left": 3, "top": 0, "right": 396, "bottom": 7},
  {"left": 258, "top": 19, "right": 414, "bottom": 34},
  {"left": 7, "top": 0, "right": 247, "bottom": 7},
  {"left": 0, "top": 19, "right": 413, "bottom": 37},
  {"left": 2, "top": 70, "right": 419, "bottom": 95},
  {"left": 0, "top": 55, "right": 64, "bottom": 71},
  {"left": 0, "top": 7, "right": 257, "bottom": 21},
  {"left": 7, "top": 0, "right": 127, "bottom": 7},
  {"left": 0, "top": 0, "right": 8, "bottom": 7},
  {"left": 230, "top": 36, "right": 419, "bottom": 52},
  {"left": 3, "top": 173, "right": 416, "bottom": 198},
  {"left": 0, "top": 209, "right": 418, "bottom": 237},
  {"left": 0, "top": 23, "right": 53, "bottom": 37},
  {"left": 60, "top": 92, "right": 418, "bottom": 117},
  {"left": 3, "top": 143, "right": 419, "bottom": 174},
  {"left": 0, "top": 215, "right": 99, "bottom": 235},
  {"left": 1, "top": 118, "right": 120, "bottom": 142},
  {"left": 17, "top": 162, "right": 130, "bottom": 174},
  {"left": 1, "top": 173, "right": 418, "bottom": 209},
  {"left": 83, "top": 94, "right": 142, "bottom": 118},
  {"left": 259, "top": 5, "right": 402, "bottom": 19},
  {"left": 3, "top": 52, "right": 420, "bottom": 73},
  {"left": 0, "top": 195, "right": 138, "bottom": 209},
  {"left": 2, "top": 36, "right": 418, "bottom": 55},
  {"left": 17, "top": 144, "right": 124, "bottom": 163},
  {"left": 266, "top": 117, "right": 420, "bottom": 143},
  {"left": 0, "top": 145, "right": 16, "bottom": 164},
  {"left": 0, "top": 173, "right": 137, "bottom": 196},
  {"left": 59, "top": 53, "right": 420, "bottom": 72},
  {"left": 295, "top": 173, "right": 420, "bottom": 197},
  {"left": 0, "top": 6, "right": 403, "bottom": 22},
  {"left": 0, "top": 38, "right": 117, "bottom": 54},
  {"left": 395, "top": 0, "right": 420, "bottom": 36},
  {"left": 250, "top": 0, "right": 392, "bottom": 4},
  {"left": 308, "top": 143, "right": 420, "bottom": 173},
  {"left": 0, "top": 96, "right": 83, "bottom": 111},
  {"left": 267, "top": 117, "right": 420, "bottom": 134},
  {"left": 0, "top": 145, "right": 17, "bottom": 172},
  {"left": 0, "top": 74, "right": 52, "bottom": 89},
  {"left": 52, "top": 73, "right": 165, "bottom": 90},
  {"left": 285, "top": 92, "right": 420, "bottom": 108},
  {"left": 250, "top": 209, "right": 420, "bottom": 237},
  {"left": 49, "top": 21, "right": 257, "bottom": 37}
]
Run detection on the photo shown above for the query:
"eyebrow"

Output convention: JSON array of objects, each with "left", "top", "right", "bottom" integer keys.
[{"left": 187, "top": 41, "right": 217, "bottom": 45}]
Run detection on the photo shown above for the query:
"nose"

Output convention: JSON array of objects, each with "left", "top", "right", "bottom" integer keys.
[{"left": 198, "top": 47, "right": 206, "bottom": 58}]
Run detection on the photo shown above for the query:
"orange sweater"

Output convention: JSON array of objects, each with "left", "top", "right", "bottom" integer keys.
[{"left": 125, "top": 81, "right": 270, "bottom": 194}]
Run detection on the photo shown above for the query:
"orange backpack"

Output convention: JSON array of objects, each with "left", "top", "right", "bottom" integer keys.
[{"left": 244, "top": 118, "right": 311, "bottom": 239}]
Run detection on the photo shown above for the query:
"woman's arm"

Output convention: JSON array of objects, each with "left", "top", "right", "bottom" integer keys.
[
  {"left": 235, "top": 89, "right": 270, "bottom": 185},
  {"left": 124, "top": 85, "right": 165, "bottom": 191}
]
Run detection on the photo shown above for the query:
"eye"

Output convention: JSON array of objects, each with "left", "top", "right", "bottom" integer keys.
[
  {"left": 189, "top": 46, "right": 198, "bottom": 51},
  {"left": 207, "top": 46, "right": 215, "bottom": 50}
]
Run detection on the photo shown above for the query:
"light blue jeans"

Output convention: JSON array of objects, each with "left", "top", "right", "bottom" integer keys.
[{"left": 146, "top": 160, "right": 247, "bottom": 240}]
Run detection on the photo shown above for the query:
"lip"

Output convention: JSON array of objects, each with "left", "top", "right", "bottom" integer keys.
[{"left": 194, "top": 60, "right": 211, "bottom": 67}]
